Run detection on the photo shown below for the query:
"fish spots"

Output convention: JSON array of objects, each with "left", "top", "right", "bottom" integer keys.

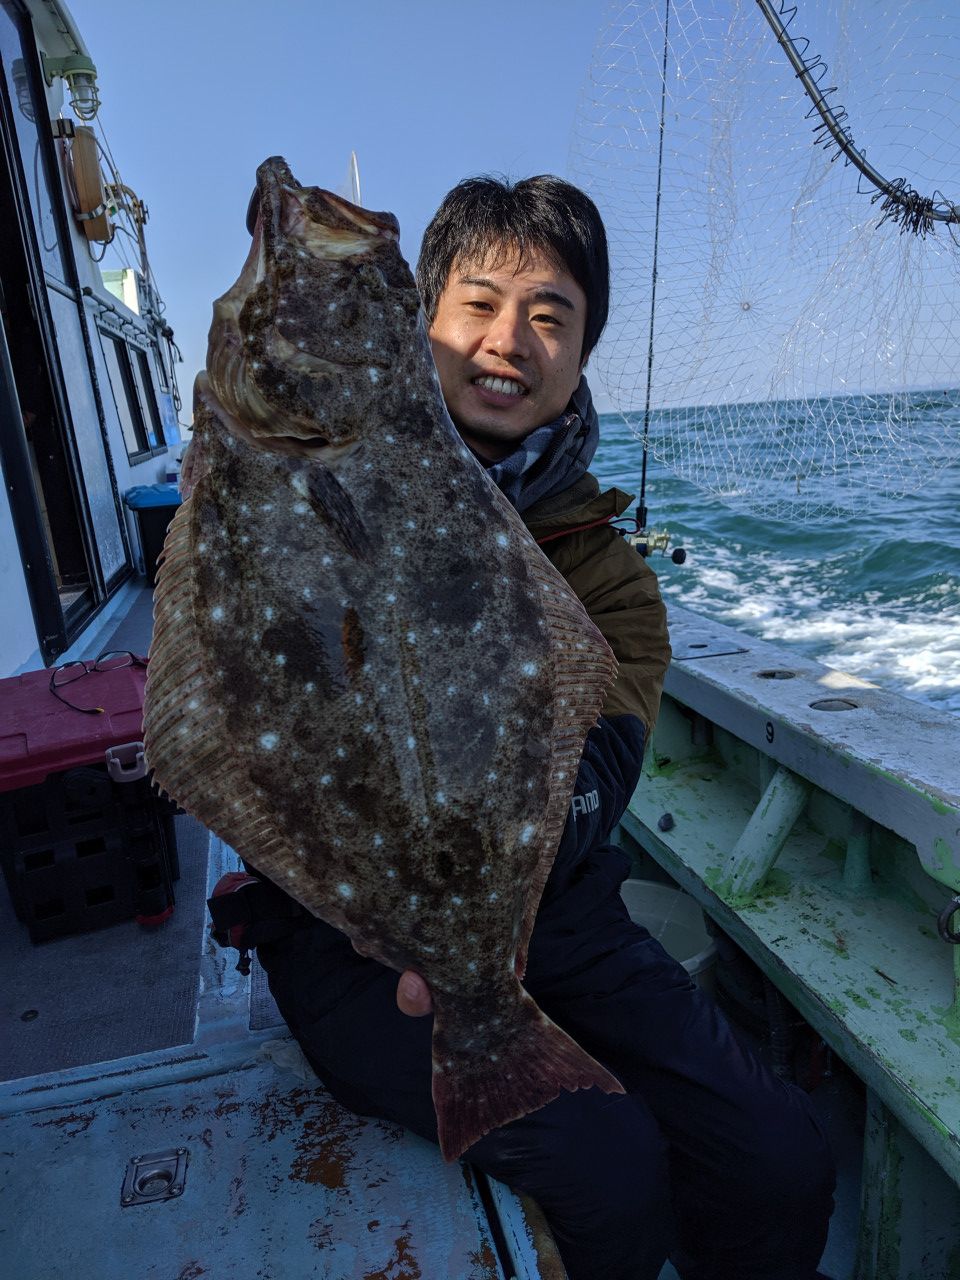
[
  {"left": 210, "top": 606, "right": 225, "bottom": 622},
  {"left": 274, "top": 654, "right": 287, "bottom": 666},
  {"left": 488, "top": 891, "right": 499, "bottom": 902},
  {"left": 392, "top": 546, "right": 405, "bottom": 557},
  {"left": 188, "top": 698, "right": 200, "bottom": 711},
  {"left": 364, "top": 723, "right": 375, "bottom": 734},
  {"left": 446, "top": 685, "right": 458, "bottom": 697},
  {"left": 385, "top": 592, "right": 396, "bottom": 604},
  {"left": 520, "top": 824, "right": 535, "bottom": 845},
  {"left": 406, "top": 631, "right": 417, "bottom": 645},
  {"left": 435, "top": 791, "right": 447, "bottom": 805},
  {"left": 302, "top": 587, "right": 313, "bottom": 600},
  {"left": 420, "top": 458, "right": 431, "bottom": 468},
  {"left": 471, "top": 621, "right": 483, "bottom": 634},
  {"left": 337, "top": 883, "right": 353, "bottom": 898},
  {"left": 305, "top": 681, "right": 316, "bottom": 693},
  {"left": 521, "top": 662, "right": 538, "bottom": 677},
  {"left": 482, "top": 693, "right": 490, "bottom": 706},
  {"left": 336, "top": 746, "right": 346, "bottom": 757},
  {"left": 497, "top": 725, "right": 506, "bottom": 737},
  {"left": 486, "top": 772, "right": 497, "bottom": 782},
  {"left": 408, "top": 894, "right": 419, "bottom": 908},
  {"left": 435, "top": 526, "right": 448, "bottom": 537},
  {"left": 467, "top": 962, "right": 477, "bottom": 974},
  {"left": 406, "top": 736, "right": 416, "bottom": 749},
  {"left": 372, "top": 833, "right": 383, "bottom": 847},
  {"left": 368, "top": 368, "right": 379, "bottom": 383},
  {"left": 264, "top": 607, "right": 274, "bottom": 621},
  {"left": 386, "top": 868, "right": 397, "bottom": 878},
  {"left": 451, "top": 895, "right": 463, "bottom": 906},
  {"left": 496, "top": 533, "right": 509, "bottom": 547},
  {"left": 260, "top": 733, "right": 279, "bottom": 750},
  {"left": 385, "top": 434, "right": 396, "bottom": 444},
  {"left": 480, "top": 865, "right": 491, "bottom": 876},
  {"left": 320, "top": 774, "right": 332, "bottom": 785}
]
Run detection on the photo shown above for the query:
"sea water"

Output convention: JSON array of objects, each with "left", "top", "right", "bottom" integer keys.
[{"left": 592, "top": 407, "right": 960, "bottom": 717}]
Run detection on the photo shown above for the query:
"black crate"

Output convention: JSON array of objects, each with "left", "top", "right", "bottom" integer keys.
[{"left": 0, "top": 764, "right": 180, "bottom": 942}]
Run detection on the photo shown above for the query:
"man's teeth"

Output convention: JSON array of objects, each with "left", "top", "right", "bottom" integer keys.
[{"left": 475, "top": 376, "right": 526, "bottom": 396}]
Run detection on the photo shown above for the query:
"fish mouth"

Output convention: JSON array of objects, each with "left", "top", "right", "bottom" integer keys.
[{"left": 247, "top": 157, "right": 400, "bottom": 247}]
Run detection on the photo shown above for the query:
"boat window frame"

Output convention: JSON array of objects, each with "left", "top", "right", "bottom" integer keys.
[{"left": 98, "top": 324, "right": 154, "bottom": 463}]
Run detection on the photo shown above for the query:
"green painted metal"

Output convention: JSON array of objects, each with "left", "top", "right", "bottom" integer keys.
[
  {"left": 855, "top": 1091, "right": 960, "bottom": 1280},
  {"left": 718, "top": 763, "right": 810, "bottom": 903}
]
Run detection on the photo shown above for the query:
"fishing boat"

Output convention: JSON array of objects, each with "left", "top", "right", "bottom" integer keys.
[{"left": 0, "top": 2, "right": 958, "bottom": 1277}]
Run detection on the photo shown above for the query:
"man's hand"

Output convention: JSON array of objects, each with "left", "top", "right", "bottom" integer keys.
[{"left": 397, "top": 970, "right": 433, "bottom": 1017}]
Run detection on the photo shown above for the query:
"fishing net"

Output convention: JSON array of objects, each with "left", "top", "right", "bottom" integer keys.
[{"left": 570, "top": 0, "right": 960, "bottom": 522}]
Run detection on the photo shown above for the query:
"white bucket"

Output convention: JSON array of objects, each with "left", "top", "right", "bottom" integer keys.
[{"left": 620, "top": 880, "right": 718, "bottom": 992}]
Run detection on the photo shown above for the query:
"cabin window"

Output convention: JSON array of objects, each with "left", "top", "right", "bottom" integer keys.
[
  {"left": 99, "top": 329, "right": 151, "bottom": 461},
  {"left": 0, "top": 4, "right": 68, "bottom": 282},
  {"left": 130, "top": 346, "right": 164, "bottom": 449},
  {"left": 151, "top": 342, "right": 170, "bottom": 393}
]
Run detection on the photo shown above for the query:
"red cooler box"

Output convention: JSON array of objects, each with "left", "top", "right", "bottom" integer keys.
[{"left": 0, "top": 657, "right": 178, "bottom": 942}]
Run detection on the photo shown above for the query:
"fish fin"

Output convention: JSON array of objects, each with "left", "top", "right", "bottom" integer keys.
[
  {"left": 144, "top": 473, "right": 287, "bottom": 867},
  {"left": 431, "top": 982, "right": 625, "bottom": 1163},
  {"left": 301, "top": 463, "right": 371, "bottom": 558},
  {"left": 513, "top": 539, "right": 619, "bottom": 979}
]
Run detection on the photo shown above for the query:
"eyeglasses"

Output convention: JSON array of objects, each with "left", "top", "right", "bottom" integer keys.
[{"left": 49, "top": 650, "right": 147, "bottom": 714}]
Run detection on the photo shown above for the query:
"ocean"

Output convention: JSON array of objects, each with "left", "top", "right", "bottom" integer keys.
[{"left": 592, "top": 409, "right": 960, "bottom": 718}]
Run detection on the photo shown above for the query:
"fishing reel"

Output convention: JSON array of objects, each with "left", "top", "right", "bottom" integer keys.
[{"left": 613, "top": 509, "right": 687, "bottom": 565}]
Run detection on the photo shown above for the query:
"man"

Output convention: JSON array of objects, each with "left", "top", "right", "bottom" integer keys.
[{"left": 249, "top": 176, "right": 836, "bottom": 1280}]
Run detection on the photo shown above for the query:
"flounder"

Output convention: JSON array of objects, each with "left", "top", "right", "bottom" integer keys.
[{"left": 144, "top": 157, "right": 624, "bottom": 1160}]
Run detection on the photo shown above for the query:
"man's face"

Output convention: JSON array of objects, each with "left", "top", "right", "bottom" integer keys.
[{"left": 428, "top": 244, "right": 588, "bottom": 462}]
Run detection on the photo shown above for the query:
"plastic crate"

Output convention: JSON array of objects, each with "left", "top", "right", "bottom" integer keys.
[
  {"left": 0, "top": 763, "right": 179, "bottom": 942},
  {"left": 0, "top": 659, "right": 180, "bottom": 942}
]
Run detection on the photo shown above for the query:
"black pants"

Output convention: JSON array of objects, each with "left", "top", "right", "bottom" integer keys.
[{"left": 259, "top": 895, "right": 835, "bottom": 1280}]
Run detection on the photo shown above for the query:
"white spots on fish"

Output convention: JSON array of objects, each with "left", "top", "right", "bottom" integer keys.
[
  {"left": 363, "top": 723, "right": 375, "bottom": 734},
  {"left": 421, "top": 944, "right": 436, "bottom": 954},
  {"left": 480, "top": 865, "right": 491, "bottom": 877},
  {"left": 385, "top": 434, "right": 396, "bottom": 444},
  {"left": 472, "top": 621, "right": 483, "bottom": 635},
  {"left": 188, "top": 697, "right": 200, "bottom": 711},
  {"left": 259, "top": 502, "right": 274, "bottom": 513},
  {"left": 297, "top": 340, "right": 306, "bottom": 350},
  {"left": 210, "top": 606, "right": 225, "bottom": 622},
  {"left": 364, "top": 339, "right": 373, "bottom": 349},
  {"left": 408, "top": 894, "right": 419, "bottom": 909},
  {"left": 386, "top": 868, "right": 397, "bottom": 878},
  {"left": 321, "top": 555, "right": 333, "bottom": 567},
  {"left": 435, "top": 526, "right": 448, "bottom": 537},
  {"left": 372, "top": 833, "right": 383, "bottom": 847},
  {"left": 435, "top": 791, "right": 447, "bottom": 806},
  {"left": 521, "top": 662, "right": 538, "bottom": 677},
  {"left": 407, "top": 736, "right": 416, "bottom": 750},
  {"left": 274, "top": 654, "right": 287, "bottom": 666},
  {"left": 260, "top": 732, "right": 279, "bottom": 751},
  {"left": 456, "top": 501, "right": 466, "bottom": 511},
  {"left": 368, "top": 368, "right": 379, "bottom": 384},
  {"left": 339, "top": 598, "right": 350, "bottom": 609},
  {"left": 239, "top": 535, "right": 250, "bottom": 546},
  {"left": 328, "top": 302, "right": 337, "bottom": 312},
  {"left": 496, "top": 533, "right": 509, "bottom": 548},
  {"left": 420, "top": 458, "right": 430, "bottom": 468},
  {"left": 450, "top": 894, "right": 463, "bottom": 906},
  {"left": 320, "top": 774, "right": 332, "bottom": 786},
  {"left": 557, "top": 770, "right": 567, "bottom": 782},
  {"left": 488, "top": 891, "right": 499, "bottom": 902},
  {"left": 558, "top": 697, "right": 568, "bottom": 708},
  {"left": 392, "top": 546, "right": 405, "bottom": 558},
  {"left": 497, "top": 724, "right": 506, "bottom": 738},
  {"left": 336, "top": 746, "right": 346, "bottom": 758},
  {"left": 293, "top": 501, "right": 309, "bottom": 515},
  {"left": 482, "top": 693, "right": 490, "bottom": 706},
  {"left": 260, "top": 546, "right": 271, "bottom": 557},
  {"left": 431, "top": 627, "right": 440, "bottom": 636},
  {"left": 520, "top": 824, "right": 536, "bottom": 845},
  {"left": 363, "top": 462, "right": 373, "bottom": 470},
  {"left": 342, "top": 386, "right": 351, "bottom": 398},
  {"left": 197, "top": 541, "right": 208, "bottom": 554},
  {"left": 404, "top": 519, "right": 416, "bottom": 529},
  {"left": 354, "top": 692, "right": 364, "bottom": 705},
  {"left": 385, "top": 591, "right": 396, "bottom": 605},
  {"left": 526, "top": 779, "right": 534, "bottom": 791},
  {"left": 287, "top": 869, "right": 297, "bottom": 879},
  {"left": 516, "top": 716, "right": 525, "bottom": 727},
  {"left": 337, "top": 883, "right": 354, "bottom": 899},
  {"left": 406, "top": 631, "right": 417, "bottom": 645},
  {"left": 251, "top": 362, "right": 262, "bottom": 371},
  {"left": 448, "top": 946, "right": 459, "bottom": 957},
  {"left": 254, "top": 703, "right": 263, "bottom": 715},
  {"left": 264, "top": 606, "right": 274, "bottom": 621},
  {"left": 302, "top": 587, "right": 313, "bottom": 600}
]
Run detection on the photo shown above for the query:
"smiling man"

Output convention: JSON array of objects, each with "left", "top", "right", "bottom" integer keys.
[{"left": 245, "top": 175, "right": 836, "bottom": 1280}]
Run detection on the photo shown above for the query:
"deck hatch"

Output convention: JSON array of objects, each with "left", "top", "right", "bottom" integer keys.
[{"left": 120, "top": 1147, "right": 188, "bottom": 1206}]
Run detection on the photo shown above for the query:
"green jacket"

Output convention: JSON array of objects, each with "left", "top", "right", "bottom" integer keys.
[{"left": 523, "top": 474, "right": 671, "bottom": 736}]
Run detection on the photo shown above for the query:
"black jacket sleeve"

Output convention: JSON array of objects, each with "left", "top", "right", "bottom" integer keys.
[{"left": 539, "top": 712, "right": 646, "bottom": 905}]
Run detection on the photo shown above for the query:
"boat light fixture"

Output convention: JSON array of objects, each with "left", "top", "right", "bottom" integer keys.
[{"left": 41, "top": 53, "right": 100, "bottom": 121}]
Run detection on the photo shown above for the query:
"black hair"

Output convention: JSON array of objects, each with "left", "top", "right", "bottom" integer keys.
[{"left": 416, "top": 175, "right": 609, "bottom": 362}]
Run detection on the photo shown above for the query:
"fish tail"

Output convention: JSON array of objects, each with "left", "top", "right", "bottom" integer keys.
[{"left": 430, "top": 981, "right": 625, "bottom": 1163}]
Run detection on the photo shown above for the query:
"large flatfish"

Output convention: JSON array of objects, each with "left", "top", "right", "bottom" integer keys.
[{"left": 144, "top": 157, "right": 624, "bottom": 1161}]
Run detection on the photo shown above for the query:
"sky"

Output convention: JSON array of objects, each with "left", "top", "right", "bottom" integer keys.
[
  {"left": 66, "top": 0, "right": 960, "bottom": 430},
  {"left": 68, "top": 0, "right": 607, "bottom": 420}
]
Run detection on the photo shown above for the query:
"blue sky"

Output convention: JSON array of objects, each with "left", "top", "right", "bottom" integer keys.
[
  {"left": 69, "top": 1, "right": 605, "bottom": 416},
  {"left": 68, "top": 1, "right": 959, "bottom": 426}
]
